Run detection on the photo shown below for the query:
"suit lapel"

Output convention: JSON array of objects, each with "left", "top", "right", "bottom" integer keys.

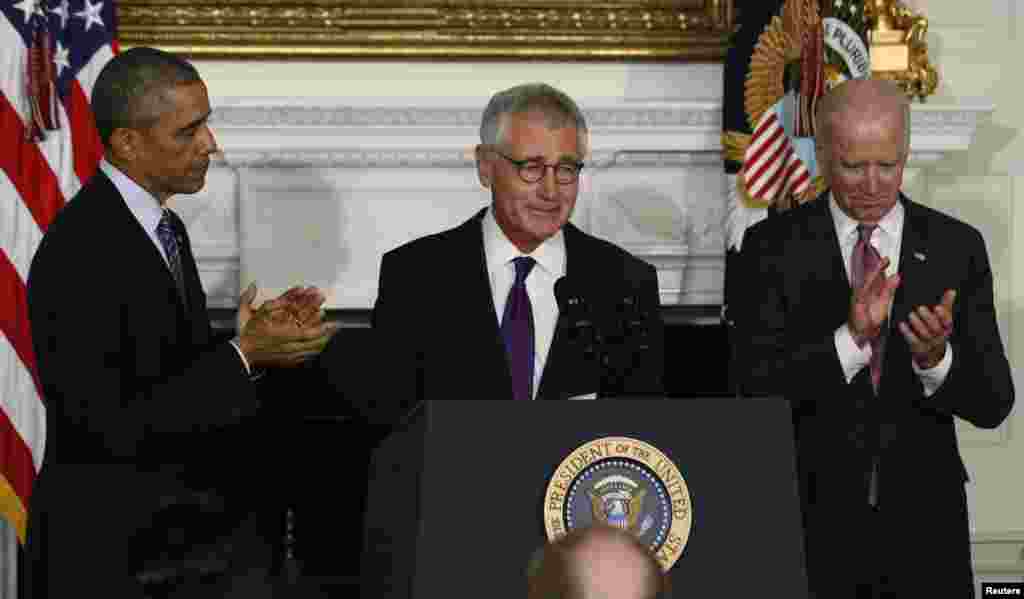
[
  {"left": 100, "top": 173, "right": 194, "bottom": 334},
  {"left": 890, "top": 195, "right": 932, "bottom": 329},
  {"left": 880, "top": 195, "right": 933, "bottom": 391},
  {"left": 806, "top": 195, "right": 854, "bottom": 325},
  {"left": 536, "top": 223, "right": 588, "bottom": 400}
]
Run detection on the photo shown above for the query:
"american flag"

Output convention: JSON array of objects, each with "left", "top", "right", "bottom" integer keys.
[
  {"left": 741, "top": 109, "right": 812, "bottom": 207},
  {"left": 1, "top": 0, "right": 117, "bottom": 544}
]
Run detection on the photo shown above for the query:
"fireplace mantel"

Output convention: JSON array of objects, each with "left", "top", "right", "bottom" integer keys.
[{"left": 176, "top": 98, "right": 992, "bottom": 310}]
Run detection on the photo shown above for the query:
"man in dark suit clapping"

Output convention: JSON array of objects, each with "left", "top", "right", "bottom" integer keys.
[
  {"left": 734, "top": 79, "right": 1014, "bottom": 598},
  {"left": 25, "top": 47, "right": 337, "bottom": 597}
]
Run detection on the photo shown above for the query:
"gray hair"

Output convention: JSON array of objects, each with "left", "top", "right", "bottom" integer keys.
[
  {"left": 480, "top": 83, "right": 588, "bottom": 153},
  {"left": 91, "top": 46, "right": 201, "bottom": 148}
]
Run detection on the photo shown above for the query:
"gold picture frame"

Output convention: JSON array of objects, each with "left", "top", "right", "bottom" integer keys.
[{"left": 117, "top": 0, "right": 735, "bottom": 60}]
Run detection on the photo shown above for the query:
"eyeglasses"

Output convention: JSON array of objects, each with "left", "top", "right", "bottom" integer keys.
[{"left": 491, "top": 150, "right": 584, "bottom": 185}]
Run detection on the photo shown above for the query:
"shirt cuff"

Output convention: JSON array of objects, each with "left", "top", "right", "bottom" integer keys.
[
  {"left": 911, "top": 341, "right": 953, "bottom": 398},
  {"left": 835, "top": 324, "right": 872, "bottom": 384},
  {"left": 228, "top": 337, "right": 253, "bottom": 375}
]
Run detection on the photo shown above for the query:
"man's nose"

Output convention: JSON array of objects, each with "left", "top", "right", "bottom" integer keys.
[
  {"left": 201, "top": 125, "right": 219, "bottom": 154},
  {"left": 864, "top": 166, "right": 881, "bottom": 194},
  {"left": 538, "top": 166, "right": 558, "bottom": 198}
]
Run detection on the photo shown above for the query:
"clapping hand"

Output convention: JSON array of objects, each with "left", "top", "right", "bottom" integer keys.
[
  {"left": 236, "top": 284, "right": 340, "bottom": 368},
  {"left": 849, "top": 256, "right": 901, "bottom": 347},
  {"left": 898, "top": 289, "right": 956, "bottom": 369}
]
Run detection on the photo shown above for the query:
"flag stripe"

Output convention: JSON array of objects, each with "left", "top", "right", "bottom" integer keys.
[
  {"left": 747, "top": 136, "right": 790, "bottom": 193},
  {"left": 781, "top": 158, "right": 810, "bottom": 195},
  {"left": 744, "top": 131, "right": 785, "bottom": 189},
  {"left": 0, "top": 249, "right": 42, "bottom": 402},
  {"left": 746, "top": 116, "right": 785, "bottom": 167},
  {"left": 0, "top": 251, "right": 42, "bottom": 484},
  {"left": 752, "top": 111, "right": 778, "bottom": 139},
  {"left": 67, "top": 80, "right": 102, "bottom": 185},
  {"left": 0, "top": 332, "right": 40, "bottom": 479},
  {"left": 1, "top": 15, "right": 78, "bottom": 205},
  {"left": 756, "top": 146, "right": 796, "bottom": 196},
  {"left": 69, "top": 44, "right": 114, "bottom": 184},
  {"left": 0, "top": 95, "right": 65, "bottom": 232}
]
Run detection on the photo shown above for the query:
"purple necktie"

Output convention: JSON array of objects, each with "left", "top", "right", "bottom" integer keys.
[
  {"left": 851, "top": 224, "right": 884, "bottom": 392},
  {"left": 157, "top": 211, "right": 188, "bottom": 308},
  {"left": 501, "top": 257, "right": 536, "bottom": 401}
]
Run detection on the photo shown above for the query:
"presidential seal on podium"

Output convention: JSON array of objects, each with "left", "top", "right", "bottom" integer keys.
[{"left": 543, "top": 437, "right": 692, "bottom": 571}]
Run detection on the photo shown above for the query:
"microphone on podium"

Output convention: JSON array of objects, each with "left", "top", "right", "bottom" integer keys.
[
  {"left": 554, "top": 276, "right": 659, "bottom": 398},
  {"left": 554, "top": 276, "right": 605, "bottom": 397},
  {"left": 554, "top": 276, "right": 599, "bottom": 356}
]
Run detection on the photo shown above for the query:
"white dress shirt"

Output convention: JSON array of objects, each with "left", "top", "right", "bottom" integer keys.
[
  {"left": 482, "top": 208, "right": 566, "bottom": 400},
  {"left": 100, "top": 159, "right": 172, "bottom": 268},
  {"left": 830, "top": 195, "right": 951, "bottom": 396}
]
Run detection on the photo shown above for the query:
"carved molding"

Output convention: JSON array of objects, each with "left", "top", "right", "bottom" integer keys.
[
  {"left": 972, "top": 531, "right": 1024, "bottom": 575},
  {"left": 212, "top": 100, "right": 991, "bottom": 168},
  {"left": 217, "top": 149, "right": 728, "bottom": 169},
  {"left": 118, "top": 0, "right": 735, "bottom": 60}
]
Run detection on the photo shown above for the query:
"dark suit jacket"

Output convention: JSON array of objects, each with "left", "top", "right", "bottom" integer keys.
[
  {"left": 324, "top": 208, "right": 665, "bottom": 426},
  {"left": 25, "top": 171, "right": 264, "bottom": 596},
  {"left": 733, "top": 193, "right": 1014, "bottom": 596}
]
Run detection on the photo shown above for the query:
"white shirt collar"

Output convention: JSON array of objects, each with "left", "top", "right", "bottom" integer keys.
[
  {"left": 100, "top": 159, "right": 165, "bottom": 234},
  {"left": 828, "top": 192, "right": 904, "bottom": 244},
  {"left": 482, "top": 206, "right": 566, "bottom": 279}
]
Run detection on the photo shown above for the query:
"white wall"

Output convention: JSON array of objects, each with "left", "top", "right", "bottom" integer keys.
[{"left": 916, "top": 0, "right": 1024, "bottom": 583}]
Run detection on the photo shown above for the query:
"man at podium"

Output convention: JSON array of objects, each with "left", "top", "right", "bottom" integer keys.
[{"left": 326, "top": 82, "right": 664, "bottom": 424}]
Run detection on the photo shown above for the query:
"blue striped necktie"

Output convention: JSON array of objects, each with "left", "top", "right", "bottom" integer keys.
[
  {"left": 501, "top": 256, "right": 536, "bottom": 401},
  {"left": 156, "top": 211, "right": 188, "bottom": 308}
]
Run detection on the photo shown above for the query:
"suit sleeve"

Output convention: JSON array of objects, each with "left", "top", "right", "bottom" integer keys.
[
  {"left": 27, "top": 240, "right": 257, "bottom": 463},
  {"left": 733, "top": 222, "right": 850, "bottom": 401},
  {"left": 916, "top": 228, "right": 1014, "bottom": 428}
]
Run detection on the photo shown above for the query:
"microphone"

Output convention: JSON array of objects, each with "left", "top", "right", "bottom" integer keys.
[
  {"left": 598, "top": 290, "right": 658, "bottom": 398},
  {"left": 554, "top": 276, "right": 599, "bottom": 355},
  {"left": 555, "top": 276, "right": 603, "bottom": 397},
  {"left": 618, "top": 292, "right": 653, "bottom": 353}
]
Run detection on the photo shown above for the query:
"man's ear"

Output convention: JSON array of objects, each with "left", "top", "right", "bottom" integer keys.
[
  {"left": 475, "top": 145, "right": 493, "bottom": 188},
  {"left": 109, "top": 128, "right": 140, "bottom": 163}
]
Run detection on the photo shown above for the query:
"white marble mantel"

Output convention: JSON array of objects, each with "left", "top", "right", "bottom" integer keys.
[{"left": 173, "top": 98, "right": 992, "bottom": 310}]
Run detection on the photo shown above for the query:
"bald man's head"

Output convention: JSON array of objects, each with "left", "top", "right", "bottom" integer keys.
[
  {"left": 527, "top": 526, "right": 669, "bottom": 599},
  {"left": 815, "top": 78, "right": 910, "bottom": 153},
  {"left": 814, "top": 79, "right": 909, "bottom": 224}
]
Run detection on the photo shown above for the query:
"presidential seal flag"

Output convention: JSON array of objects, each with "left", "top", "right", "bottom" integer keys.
[
  {"left": 0, "top": 0, "right": 118, "bottom": 569},
  {"left": 722, "top": 0, "right": 871, "bottom": 325}
]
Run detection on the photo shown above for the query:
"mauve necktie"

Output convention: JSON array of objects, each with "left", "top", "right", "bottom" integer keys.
[
  {"left": 851, "top": 223, "right": 885, "bottom": 507},
  {"left": 501, "top": 256, "right": 536, "bottom": 401},
  {"left": 851, "top": 224, "right": 885, "bottom": 392},
  {"left": 157, "top": 211, "right": 188, "bottom": 308}
]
